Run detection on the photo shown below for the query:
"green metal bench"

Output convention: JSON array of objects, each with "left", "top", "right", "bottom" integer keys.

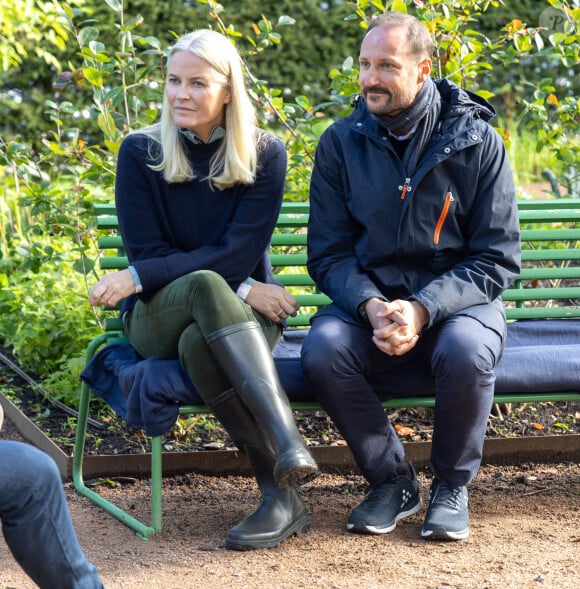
[{"left": 73, "top": 197, "right": 580, "bottom": 539}]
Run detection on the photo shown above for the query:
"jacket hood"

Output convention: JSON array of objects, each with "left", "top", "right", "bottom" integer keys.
[{"left": 434, "top": 78, "right": 496, "bottom": 122}]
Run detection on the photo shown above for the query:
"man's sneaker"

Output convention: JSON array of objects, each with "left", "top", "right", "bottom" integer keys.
[
  {"left": 420, "top": 477, "right": 469, "bottom": 540},
  {"left": 347, "top": 461, "right": 422, "bottom": 534}
]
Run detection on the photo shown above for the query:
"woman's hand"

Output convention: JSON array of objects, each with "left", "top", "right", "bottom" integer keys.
[
  {"left": 89, "top": 269, "right": 136, "bottom": 307},
  {"left": 245, "top": 282, "right": 299, "bottom": 323}
]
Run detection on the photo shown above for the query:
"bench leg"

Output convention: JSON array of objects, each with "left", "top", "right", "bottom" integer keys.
[
  {"left": 150, "top": 436, "right": 163, "bottom": 534},
  {"left": 72, "top": 380, "right": 161, "bottom": 540}
]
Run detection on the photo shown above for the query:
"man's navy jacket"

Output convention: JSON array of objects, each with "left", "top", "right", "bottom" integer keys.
[{"left": 307, "top": 78, "right": 521, "bottom": 338}]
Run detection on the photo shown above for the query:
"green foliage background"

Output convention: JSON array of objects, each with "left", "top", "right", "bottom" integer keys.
[
  {"left": 2, "top": 0, "right": 578, "bottom": 148},
  {"left": 0, "top": 0, "right": 578, "bottom": 410}
]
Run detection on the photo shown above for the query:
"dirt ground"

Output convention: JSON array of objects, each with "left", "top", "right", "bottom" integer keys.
[{"left": 1, "top": 419, "right": 579, "bottom": 589}]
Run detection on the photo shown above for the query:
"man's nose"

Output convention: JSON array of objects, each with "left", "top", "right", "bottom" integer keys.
[{"left": 361, "top": 68, "right": 380, "bottom": 87}]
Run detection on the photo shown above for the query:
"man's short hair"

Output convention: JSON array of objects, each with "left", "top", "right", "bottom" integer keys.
[{"left": 366, "top": 12, "right": 434, "bottom": 61}]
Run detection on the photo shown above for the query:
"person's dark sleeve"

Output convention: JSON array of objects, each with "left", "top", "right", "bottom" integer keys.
[{"left": 307, "top": 131, "right": 385, "bottom": 320}]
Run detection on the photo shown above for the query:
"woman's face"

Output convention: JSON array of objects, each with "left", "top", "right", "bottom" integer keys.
[{"left": 166, "top": 50, "right": 231, "bottom": 142}]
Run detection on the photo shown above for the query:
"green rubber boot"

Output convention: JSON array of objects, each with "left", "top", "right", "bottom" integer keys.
[
  {"left": 207, "top": 389, "right": 310, "bottom": 550},
  {"left": 207, "top": 321, "right": 320, "bottom": 489}
]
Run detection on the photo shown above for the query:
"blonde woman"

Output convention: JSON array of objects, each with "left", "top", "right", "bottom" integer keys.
[{"left": 89, "top": 29, "right": 318, "bottom": 550}]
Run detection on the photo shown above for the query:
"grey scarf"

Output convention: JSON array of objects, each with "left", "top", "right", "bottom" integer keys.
[{"left": 371, "top": 77, "right": 441, "bottom": 173}]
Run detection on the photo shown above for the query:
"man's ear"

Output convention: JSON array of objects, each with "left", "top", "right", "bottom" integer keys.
[{"left": 418, "top": 58, "right": 432, "bottom": 83}]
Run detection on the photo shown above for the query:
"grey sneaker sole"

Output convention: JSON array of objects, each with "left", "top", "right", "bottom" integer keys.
[
  {"left": 347, "top": 498, "right": 422, "bottom": 535},
  {"left": 420, "top": 525, "right": 470, "bottom": 540}
]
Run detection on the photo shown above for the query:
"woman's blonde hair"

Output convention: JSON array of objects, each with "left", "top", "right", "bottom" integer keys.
[{"left": 142, "top": 29, "right": 260, "bottom": 188}]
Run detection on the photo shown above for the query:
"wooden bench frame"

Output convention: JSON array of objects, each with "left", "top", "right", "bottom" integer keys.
[{"left": 73, "top": 197, "right": 580, "bottom": 539}]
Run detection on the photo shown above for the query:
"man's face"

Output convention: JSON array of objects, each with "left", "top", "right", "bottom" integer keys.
[{"left": 359, "top": 25, "right": 431, "bottom": 117}]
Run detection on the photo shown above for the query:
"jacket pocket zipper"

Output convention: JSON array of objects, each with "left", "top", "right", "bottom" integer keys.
[{"left": 434, "top": 192, "right": 454, "bottom": 245}]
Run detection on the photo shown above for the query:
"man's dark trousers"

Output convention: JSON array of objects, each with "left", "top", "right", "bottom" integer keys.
[{"left": 301, "top": 310, "right": 504, "bottom": 487}]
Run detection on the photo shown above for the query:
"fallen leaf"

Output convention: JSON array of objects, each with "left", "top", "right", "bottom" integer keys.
[
  {"left": 394, "top": 424, "right": 414, "bottom": 436},
  {"left": 532, "top": 423, "right": 544, "bottom": 430}
]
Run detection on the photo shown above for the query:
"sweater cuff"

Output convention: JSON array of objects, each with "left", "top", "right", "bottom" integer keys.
[
  {"left": 128, "top": 265, "right": 143, "bottom": 294},
  {"left": 236, "top": 277, "right": 255, "bottom": 301}
]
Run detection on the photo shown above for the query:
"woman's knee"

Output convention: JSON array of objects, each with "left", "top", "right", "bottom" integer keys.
[
  {"left": 187, "top": 269, "right": 226, "bottom": 290},
  {"left": 186, "top": 270, "right": 252, "bottom": 327},
  {"left": 184, "top": 270, "right": 229, "bottom": 304}
]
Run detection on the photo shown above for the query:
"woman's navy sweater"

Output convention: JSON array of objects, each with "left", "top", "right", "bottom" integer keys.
[{"left": 114, "top": 131, "right": 287, "bottom": 313}]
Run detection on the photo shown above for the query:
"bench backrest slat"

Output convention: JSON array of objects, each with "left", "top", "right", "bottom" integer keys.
[{"left": 94, "top": 197, "right": 579, "bottom": 331}]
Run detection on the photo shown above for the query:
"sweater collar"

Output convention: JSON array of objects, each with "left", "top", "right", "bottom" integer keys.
[{"left": 179, "top": 126, "right": 225, "bottom": 145}]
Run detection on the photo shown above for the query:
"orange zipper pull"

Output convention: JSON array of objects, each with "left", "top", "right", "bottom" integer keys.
[
  {"left": 399, "top": 178, "right": 411, "bottom": 200},
  {"left": 434, "top": 192, "right": 454, "bottom": 245}
]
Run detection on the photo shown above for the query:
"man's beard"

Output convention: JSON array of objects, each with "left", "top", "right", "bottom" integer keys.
[{"left": 362, "top": 87, "right": 402, "bottom": 116}]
